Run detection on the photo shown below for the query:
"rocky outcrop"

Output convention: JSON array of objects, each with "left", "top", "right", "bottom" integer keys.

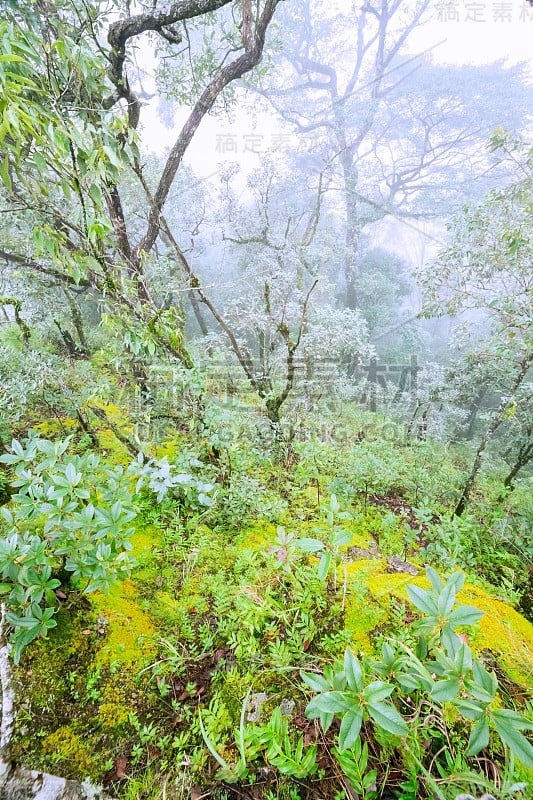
[{"left": 0, "top": 769, "right": 107, "bottom": 800}]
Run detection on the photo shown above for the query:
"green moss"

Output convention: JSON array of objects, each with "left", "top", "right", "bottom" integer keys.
[
  {"left": 148, "top": 591, "right": 184, "bottom": 627},
  {"left": 10, "top": 606, "right": 107, "bottom": 779},
  {"left": 96, "top": 428, "right": 131, "bottom": 465},
  {"left": 130, "top": 526, "right": 159, "bottom": 561},
  {"left": 31, "top": 406, "right": 132, "bottom": 465},
  {"left": 342, "top": 565, "right": 533, "bottom": 686},
  {"left": 86, "top": 518, "right": 164, "bottom": 666},
  {"left": 215, "top": 669, "right": 258, "bottom": 719},
  {"left": 33, "top": 417, "right": 77, "bottom": 437},
  {"left": 343, "top": 560, "right": 390, "bottom": 653},
  {"left": 13, "top": 607, "right": 97, "bottom": 712},
  {"left": 154, "top": 439, "right": 182, "bottom": 459},
  {"left": 41, "top": 727, "right": 95, "bottom": 775},
  {"left": 235, "top": 520, "right": 278, "bottom": 549},
  {"left": 97, "top": 681, "right": 132, "bottom": 729},
  {"left": 344, "top": 598, "right": 386, "bottom": 654},
  {"left": 91, "top": 578, "right": 158, "bottom": 668},
  {"left": 458, "top": 584, "right": 533, "bottom": 685}
]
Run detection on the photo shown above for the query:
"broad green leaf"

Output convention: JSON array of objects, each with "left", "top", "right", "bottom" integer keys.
[
  {"left": 454, "top": 643, "right": 472, "bottom": 674},
  {"left": 363, "top": 770, "right": 377, "bottom": 790},
  {"left": 447, "top": 605, "right": 484, "bottom": 628},
  {"left": 448, "top": 571, "right": 465, "bottom": 592},
  {"left": 425, "top": 566, "right": 443, "bottom": 592},
  {"left": 492, "top": 716, "right": 533, "bottom": 769},
  {"left": 329, "top": 494, "right": 339, "bottom": 513},
  {"left": 306, "top": 691, "right": 354, "bottom": 716},
  {"left": 363, "top": 681, "right": 394, "bottom": 704},
  {"left": 344, "top": 649, "right": 363, "bottom": 692},
  {"left": 441, "top": 626, "right": 462, "bottom": 657},
  {"left": 297, "top": 538, "right": 324, "bottom": 553},
  {"left": 465, "top": 683, "right": 495, "bottom": 704},
  {"left": 466, "top": 716, "right": 490, "bottom": 756},
  {"left": 317, "top": 551, "right": 331, "bottom": 580},
  {"left": 61, "top": 177, "right": 72, "bottom": 199},
  {"left": 317, "top": 710, "right": 335, "bottom": 733},
  {"left": 6, "top": 611, "right": 38, "bottom": 629},
  {"left": 492, "top": 709, "right": 533, "bottom": 731},
  {"left": 430, "top": 678, "right": 460, "bottom": 703},
  {"left": 338, "top": 707, "right": 363, "bottom": 751},
  {"left": 0, "top": 453, "right": 20, "bottom": 464},
  {"left": 397, "top": 672, "right": 423, "bottom": 691},
  {"left": 65, "top": 462, "right": 78, "bottom": 484},
  {"left": 382, "top": 643, "right": 395, "bottom": 663},
  {"left": 407, "top": 585, "right": 438, "bottom": 616},
  {"left": 89, "top": 183, "right": 103, "bottom": 205},
  {"left": 415, "top": 635, "right": 428, "bottom": 660},
  {"left": 333, "top": 529, "right": 352, "bottom": 547},
  {"left": 31, "top": 151, "right": 47, "bottom": 173},
  {"left": 11, "top": 439, "right": 24, "bottom": 457},
  {"left": 367, "top": 701, "right": 407, "bottom": 736},
  {"left": 437, "top": 580, "right": 456, "bottom": 616},
  {"left": 456, "top": 700, "right": 485, "bottom": 721},
  {"left": 300, "top": 671, "right": 330, "bottom": 692},
  {"left": 11, "top": 626, "right": 40, "bottom": 663},
  {"left": 472, "top": 661, "right": 498, "bottom": 696}
]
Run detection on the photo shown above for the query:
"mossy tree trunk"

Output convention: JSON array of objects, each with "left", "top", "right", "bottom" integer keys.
[{"left": 454, "top": 353, "right": 531, "bottom": 516}]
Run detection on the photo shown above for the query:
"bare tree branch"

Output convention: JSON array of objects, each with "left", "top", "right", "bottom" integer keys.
[
  {"left": 105, "top": 0, "right": 233, "bottom": 127},
  {"left": 136, "top": 0, "right": 281, "bottom": 259}
]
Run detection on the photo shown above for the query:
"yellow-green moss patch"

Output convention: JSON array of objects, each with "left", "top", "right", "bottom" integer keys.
[
  {"left": 41, "top": 727, "right": 94, "bottom": 775},
  {"left": 236, "top": 521, "right": 278, "bottom": 550},
  {"left": 458, "top": 584, "right": 533, "bottom": 685},
  {"left": 33, "top": 417, "right": 77, "bottom": 437},
  {"left": 343, "top": 560, "right": 392, "bottom": 653},
  {"left": 342, "top": 566, "right": 533, "bottom": 686},
  {"left": 92, "top": 578, "right": 157, "bottom": 668}
]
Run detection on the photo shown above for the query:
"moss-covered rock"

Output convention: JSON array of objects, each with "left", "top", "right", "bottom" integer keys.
[{"left": 342, "top": 560, "right": 533, "bottom": 686}]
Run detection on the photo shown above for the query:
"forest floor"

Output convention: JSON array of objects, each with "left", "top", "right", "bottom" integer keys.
[{"left": 3, "top": 400, "right": 533, "bottom": 800}]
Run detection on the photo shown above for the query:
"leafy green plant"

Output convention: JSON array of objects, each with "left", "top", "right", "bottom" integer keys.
[
  {"left": 257, "top": 707, "right": 318, "bottom": 778},
  {"left": 303, "top": 648, "right": 408, "bottom": 750},
  {"left": 200, "top": 700, "right": 318, "bottom": 784},
  {"left": 0, "top": 435, "right": 136, "bottom": 661},
  {"left": 296, "top": 494, "right": 352, "bottom": 581},
  {"left": 268, "top": 526, "right": 303, "bottom": 573},
  {"left": 128, "top": 453, "right": 215, "bottom": 508},
  {"left": 198, "top": 691, "right": 250, "bottom": 783},
  {"left": 301, "top": 567, "right": 533, "bottom": 794},
  {"left": 333, "top": 739, "right": 377, "bottom": 800}
]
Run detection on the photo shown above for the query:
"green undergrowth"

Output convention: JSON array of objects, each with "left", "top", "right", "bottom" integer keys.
[{"left": 6, "top": 402, "right": 533, "bottom": 800}]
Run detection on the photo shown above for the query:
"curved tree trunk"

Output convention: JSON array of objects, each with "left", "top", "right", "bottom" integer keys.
[
  {"left": 503, "top": 437, "right": 533, "bottom": 490},
  {"left": 454, "top": 353, "right": 531, "bottom": 516}
]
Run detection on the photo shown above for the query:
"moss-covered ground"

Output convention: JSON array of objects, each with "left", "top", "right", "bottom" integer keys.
[{"left": 5, "top": 399, "right": 533, "bottom": 800}]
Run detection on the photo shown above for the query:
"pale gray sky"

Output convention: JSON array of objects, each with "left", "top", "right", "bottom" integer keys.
[
  {"left": 141, "top": 2, "right": 533, "bottom": 178},
  {"left": 409, "top": 4, "right": 533, "bottom": 66}
]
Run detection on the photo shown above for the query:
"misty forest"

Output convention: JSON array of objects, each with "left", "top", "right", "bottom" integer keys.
[{"left": 0, "top": 1, "right": 532, "bottom": 799}]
